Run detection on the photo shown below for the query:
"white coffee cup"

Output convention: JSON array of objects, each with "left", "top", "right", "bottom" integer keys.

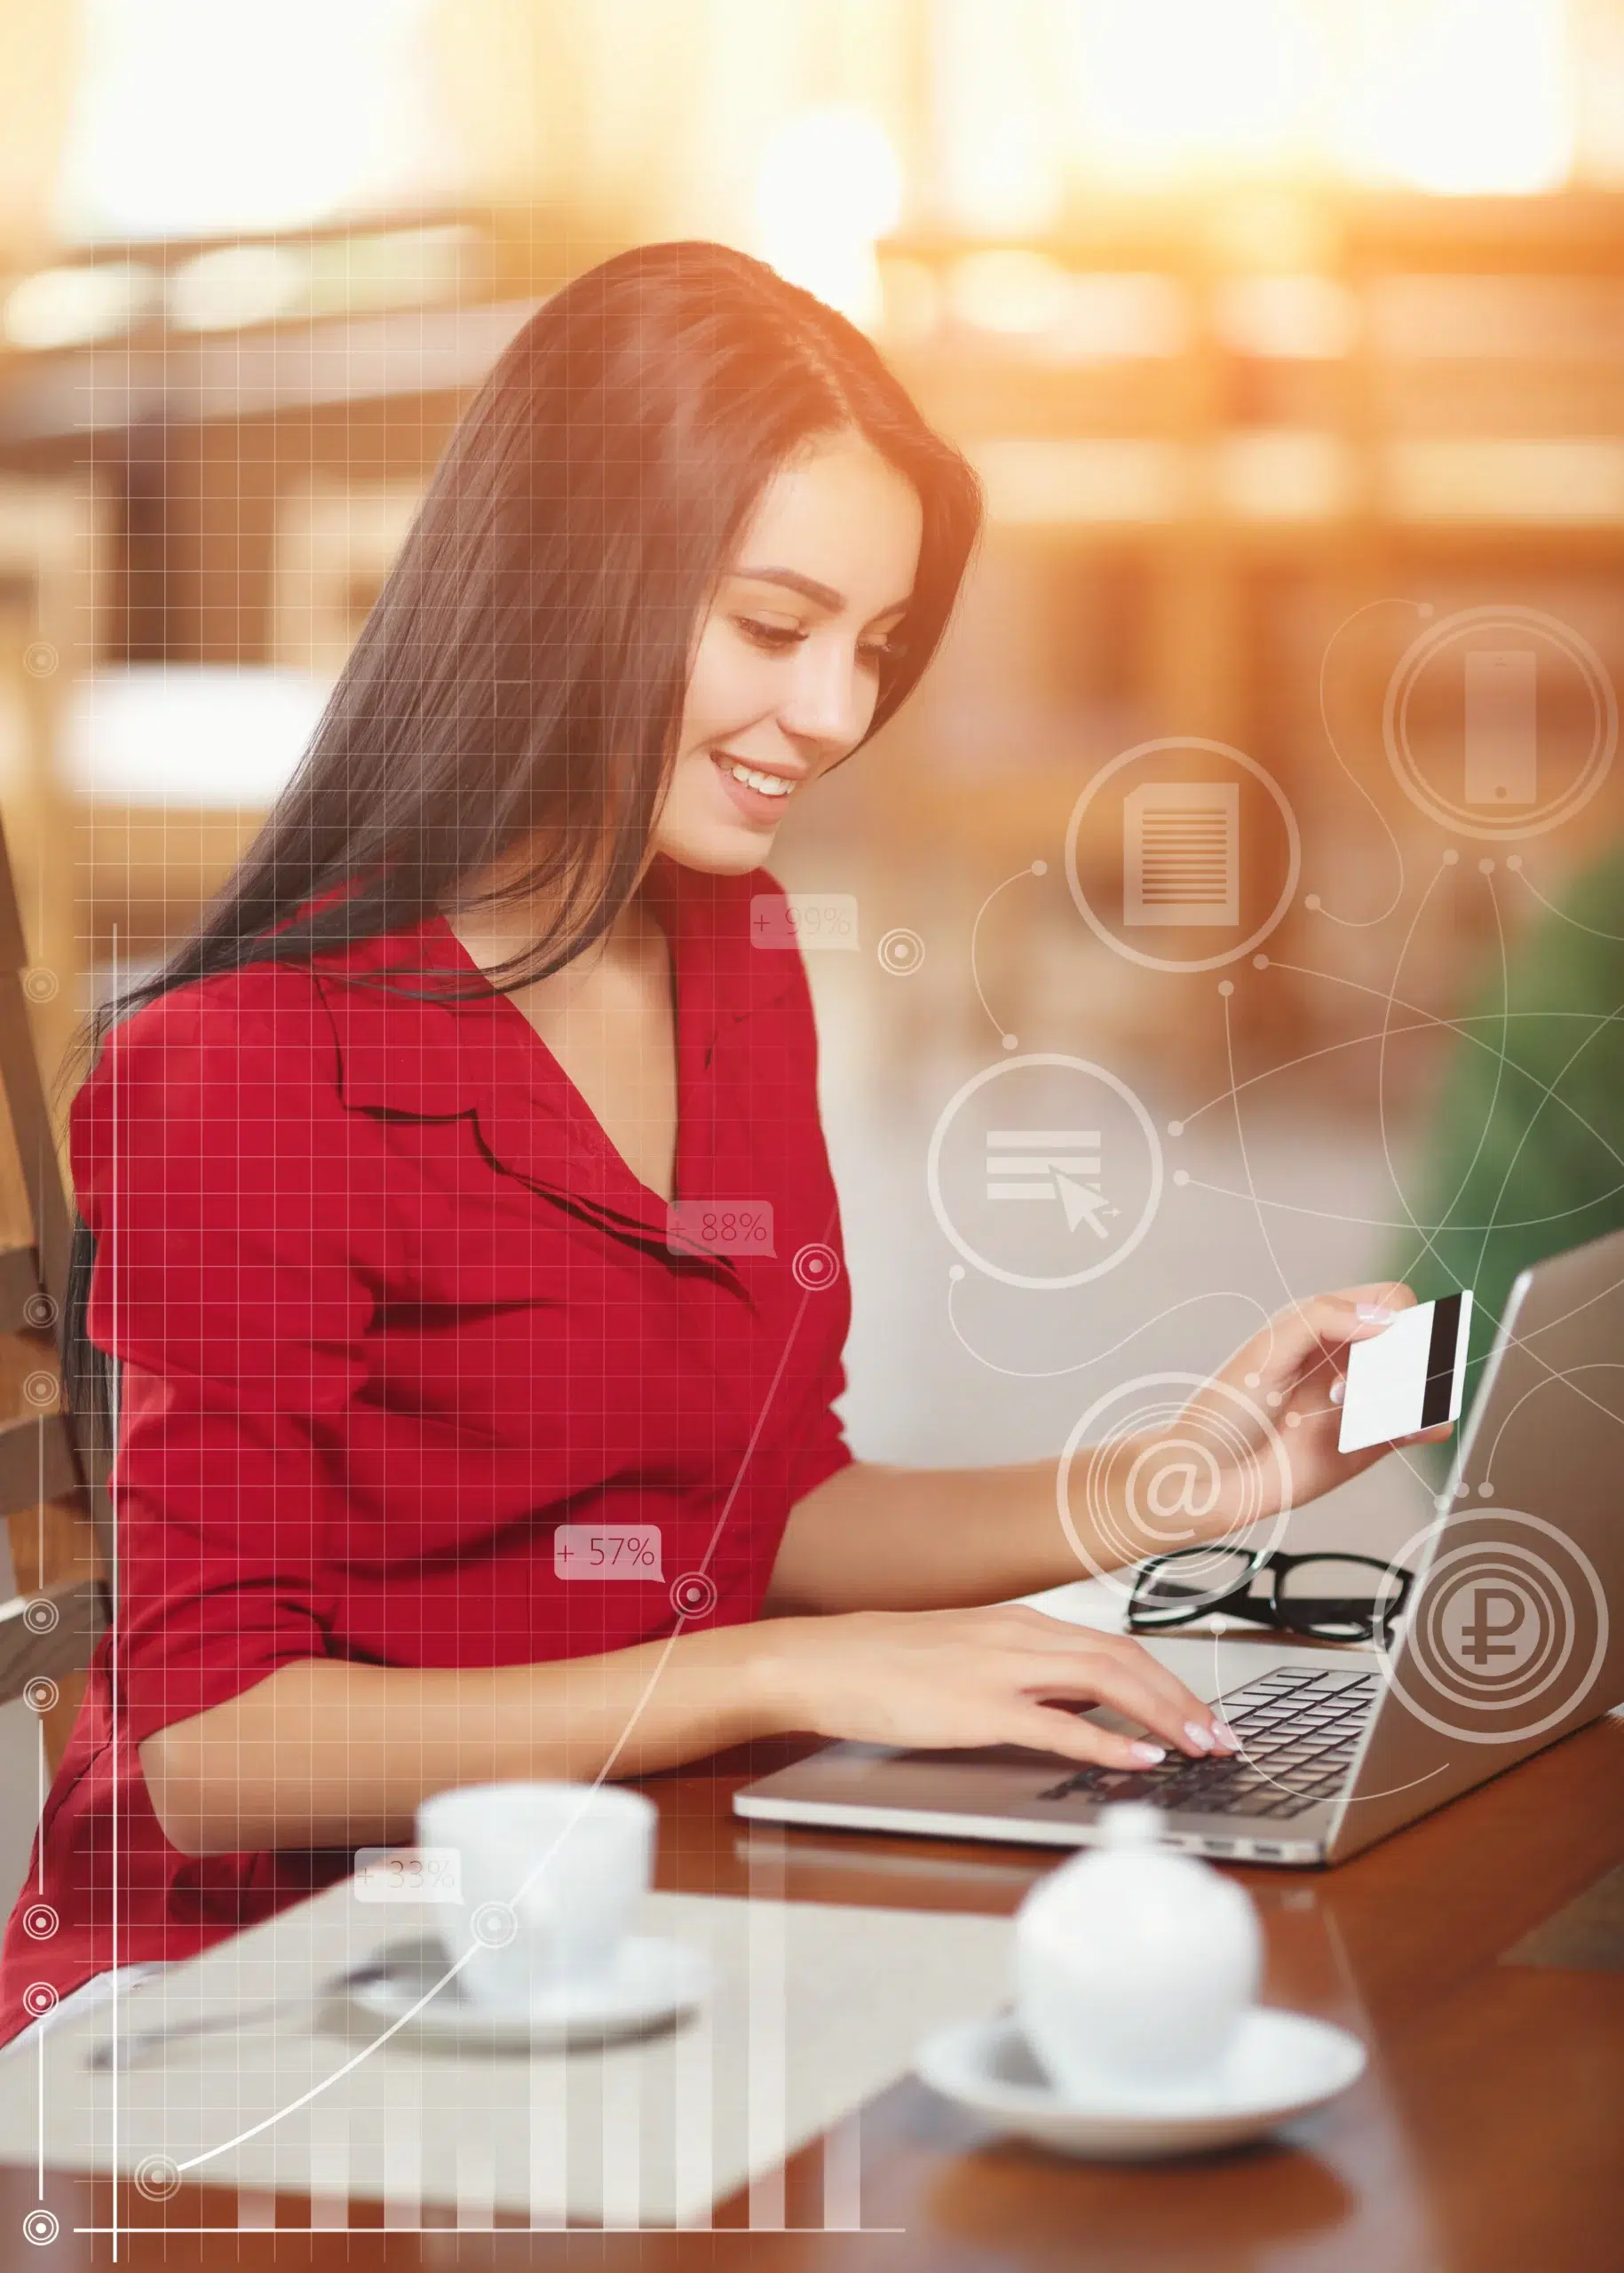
[
  {"left": 1014, "top": 1802, "right": 1262, "bottom": 2103},
  {"left": 416, "top": 1781, "right": 656, "bottom": 2012}
]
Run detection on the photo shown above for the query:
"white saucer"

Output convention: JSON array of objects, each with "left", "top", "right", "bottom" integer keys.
[
  {"left": 915, "top": 2008, "right": 1367, "bottom": 2161},
  {"left": 341, "top": 1934, "right": 711, "bottom": 2053}
]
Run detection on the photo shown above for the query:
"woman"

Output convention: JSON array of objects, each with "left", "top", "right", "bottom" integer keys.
[{"left": 1, "top": 242, "right": 1425, "bottom": 2043}]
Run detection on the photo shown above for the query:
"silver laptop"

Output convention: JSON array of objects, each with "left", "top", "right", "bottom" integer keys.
[{"left": 736, "top": 1226, "right": 1624, "bottom": 1865}]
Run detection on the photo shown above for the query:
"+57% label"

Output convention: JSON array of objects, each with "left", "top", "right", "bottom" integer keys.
[{"left": 554, "top": 1525, "right": 665, "bottom": 1581}]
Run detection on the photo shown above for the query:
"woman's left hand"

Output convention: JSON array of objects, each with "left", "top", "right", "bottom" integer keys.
[{"left": 1144, "top": 1282, "right": 1454, "bottom": 1546}]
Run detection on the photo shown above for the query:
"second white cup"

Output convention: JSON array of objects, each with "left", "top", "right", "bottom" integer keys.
[
  {"left": 416, "top": 1780, "right": 656, "bottom": 2012},
  {"left": 1014, "top": 1803, "right": 1262, "bottom": 2103}
]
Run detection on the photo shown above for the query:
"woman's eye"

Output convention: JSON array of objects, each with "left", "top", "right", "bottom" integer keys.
[
  {"left": 735, "top": 616, "right": 804, "bottom": 651},
  {"left": 735, "top": 615, "right": 905, "bottom": 669}
]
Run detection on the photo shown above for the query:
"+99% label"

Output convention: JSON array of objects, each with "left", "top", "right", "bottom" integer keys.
[{"left": 749, "top": 893, "right": 859, "bottom": 950}]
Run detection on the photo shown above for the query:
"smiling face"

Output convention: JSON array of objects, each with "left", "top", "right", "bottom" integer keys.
[{"left": 651, "top": 427, "right": 924, "bottom": 875}]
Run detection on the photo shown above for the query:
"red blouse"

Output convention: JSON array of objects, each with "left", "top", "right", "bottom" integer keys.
[{"left": 0, "top": 860, "right": 852, "bottom": 2039}]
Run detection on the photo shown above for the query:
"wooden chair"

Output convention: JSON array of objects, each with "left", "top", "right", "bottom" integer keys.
[{"left": 0, "top": 811, "right": 111, "bottom": 1774}]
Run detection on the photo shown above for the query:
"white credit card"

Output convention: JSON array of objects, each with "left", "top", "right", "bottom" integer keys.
[{"left": 1337, "top": 1291, "right": 1474, "bottom": 1455}]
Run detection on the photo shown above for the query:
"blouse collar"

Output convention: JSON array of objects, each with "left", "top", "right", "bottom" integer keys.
[{"left": 305, "top": 857, "right": 795, "bottom": 1254}]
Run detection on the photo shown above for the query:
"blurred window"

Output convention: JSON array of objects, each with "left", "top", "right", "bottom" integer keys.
[{"left": 54, "top": 0, "right": 459, "bottom": 242}]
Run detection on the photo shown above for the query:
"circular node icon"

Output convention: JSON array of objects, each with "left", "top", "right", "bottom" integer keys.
[
  {"left": 22, "top": 1596, "right": 59, "bottom": 1635},
  {"left": 1065, "top": 738, "right": 1301, "bottom": 974},
  {"left": 20, "top": 1904, "right": 57, "bottom": 1941},
  {"left": 470, "top": 1899, "right": 517, "bottom": 1950},
  {"left": 22, "top": 969, "right": 59, "bottom": 1005},
  {"left": 791, "top": 1241, "right": 842, "bottom": 1292},
  {"left": 134, "top": 2156, "right": 183, "bottom": 2203},
  {"left": 23, "top": 1371, "right": 58, "bottom": 1408},
  {"left": 23, "top": 1678, "right": 59, "bottom": 1716},
  {"left": 23, "top": 642, "right": 57, "bottom": 679},
  {"left": 21, "top": 1983, "right": 57, "bottom": 2019},
  {"left": 22, "top": 2209, "right": 59, "bottom": 2246},
  {"left": 876, "top": 926, "right": 925, "bottom": 976},
  {"left": 1056, "top": 1374, "right": 1291, "bottom": 1601},
  {"left": 669, "top": 1570, "right": 719, "bottom": 1620},
  {"left": 1378, "top": 1510, "right": 1608, "bottom": 1746},
  {"left": 927, "top": 1054, "right": 1162, "bottom": 1291},
  {"left": 21, "top": 1291, "right": 58, "bottom": 1330},
  {"left": 1382, "top": 606, "right": 1616, "bottom": 841}
]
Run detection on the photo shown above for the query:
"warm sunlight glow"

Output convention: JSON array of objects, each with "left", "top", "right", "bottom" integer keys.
[
  {"left": 924, "top": 0, "right": 1580, "bottom": 206},
  {"left": 1065, "top": 0, "right": 1320, "bottom": 183},
  {"left": 55, "top": 0, "right": 457, "bottom": 240},
  {"left": 934, "top": 0, "right": 1066, "bottom": 232},
  {"left": 1335, "top": 0, "right": 1573, "bottom": 195},
  {"left": 753, "top": 106, "right": 902, "bottom": 329}
]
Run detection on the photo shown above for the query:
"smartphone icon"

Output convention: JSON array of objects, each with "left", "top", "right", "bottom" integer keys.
[{"left": 1464, "top": 648, "right": 1538, "bottom": 805}]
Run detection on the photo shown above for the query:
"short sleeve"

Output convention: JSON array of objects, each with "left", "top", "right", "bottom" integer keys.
[
  {"left": 787, "top": 1385, "right": 855, "bottom": 1509},
  {"left": 72, "top": 971, "right": 372, "bottom": 1745}
]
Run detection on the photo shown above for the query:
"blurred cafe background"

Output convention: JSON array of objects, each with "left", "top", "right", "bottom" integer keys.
[{"left": 3, "top": 0, "right": 1624, "bottom": 1894}]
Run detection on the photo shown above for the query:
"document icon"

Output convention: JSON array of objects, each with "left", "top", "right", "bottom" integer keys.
[{"left": 1123, "top": 781, "right": 1240, "bottom": 927}]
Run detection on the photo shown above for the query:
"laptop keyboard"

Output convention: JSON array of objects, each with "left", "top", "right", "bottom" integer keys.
[{"left": 1035, "top": 1665, "right": 1381, "bottom": 1821}]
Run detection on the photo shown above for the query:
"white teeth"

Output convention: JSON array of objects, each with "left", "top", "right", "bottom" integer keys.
[{"left": 724, "top": 757, "right": 793, "bottom": 798}]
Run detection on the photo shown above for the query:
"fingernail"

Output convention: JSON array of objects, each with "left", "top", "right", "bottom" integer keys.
[
  {"left": 1212, "top": 1721, "right": 1243, "bottom": 1752},
  {"left": 1356, "top": 1304, "right": 1394, "bottom": 1324},
  {"left": 1129, "top": 1742, "right": 1166, "bottom": 1765},
  {"left": 1184, "top": 1721, "right": 1216, "bottom": 1752},
  {"left": 1329, "top": 1379, "right": 1345, "bottom": 1406}
]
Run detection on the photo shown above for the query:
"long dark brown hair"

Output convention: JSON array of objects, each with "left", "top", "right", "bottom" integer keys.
[{"left": 67, "top": 237, "right": 983, "bottom": 1426}]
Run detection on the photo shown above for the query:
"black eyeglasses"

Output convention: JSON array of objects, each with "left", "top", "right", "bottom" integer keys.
[{"left": 1128, "top": 1545, "right": 1415, "bottom": 1645}]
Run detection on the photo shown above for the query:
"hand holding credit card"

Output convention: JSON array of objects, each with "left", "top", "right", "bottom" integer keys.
[{"left": 1336, "top": 1291, "right": 1474, "bottom": 1454}]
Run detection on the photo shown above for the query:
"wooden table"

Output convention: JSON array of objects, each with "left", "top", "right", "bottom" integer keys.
[{"left": 6, "top": 1715, "right": 1621, "bottom": 2268}]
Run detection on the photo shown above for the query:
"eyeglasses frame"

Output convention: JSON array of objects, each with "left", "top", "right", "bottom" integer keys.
[{"left": 1127, "top": 1543, "right": 1416, "bottom": 1645}]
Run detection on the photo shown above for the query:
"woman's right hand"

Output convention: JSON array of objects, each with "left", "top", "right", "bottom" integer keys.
[{"left": 746, "top": 1604, "right": 1239, "bottom": 1768}]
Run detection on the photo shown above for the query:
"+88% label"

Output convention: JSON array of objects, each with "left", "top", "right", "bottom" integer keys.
[{"left": 666, "top": 1200, "right": 775, "bottom": 1256}]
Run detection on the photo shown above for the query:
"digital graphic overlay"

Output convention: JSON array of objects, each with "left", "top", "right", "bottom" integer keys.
[
  {"left": 1383, "top": 604, "right": 1617, "bottom": 841},
  {"left": 749, "top": 891, "right": 860, "bottom": 950},
  {"left": 1064, "top": 738, "right": 1301, "bottom": 975},
  {"left": 1056, "top": 1373, "right": 1293, "bottom": 1608},
  {"left": 1377, "top": 1509, "right": 1610, "bottom": 1747},
  {"left": 928, "top": 1053, "right": 1163, "bottom": 1290}
]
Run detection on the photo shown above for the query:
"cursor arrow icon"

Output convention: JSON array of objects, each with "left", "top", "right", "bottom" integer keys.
[{"left": 1055, "top": 1173, "right": 1114, "bottom": 1239}]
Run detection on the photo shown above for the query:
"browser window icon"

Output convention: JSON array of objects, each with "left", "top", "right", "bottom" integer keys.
[{"left": 984, "top": 1131, "right": 1115, "bottom": 1237}]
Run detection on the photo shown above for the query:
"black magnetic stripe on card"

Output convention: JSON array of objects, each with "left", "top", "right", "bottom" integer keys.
[{"left": 1420, "top": 1293, "right": 1463, "bottom": 1428}]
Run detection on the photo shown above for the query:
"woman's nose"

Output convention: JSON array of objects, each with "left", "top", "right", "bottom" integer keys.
[{"left": 778, "top": 640, "right": 872, "bottom": 758}]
